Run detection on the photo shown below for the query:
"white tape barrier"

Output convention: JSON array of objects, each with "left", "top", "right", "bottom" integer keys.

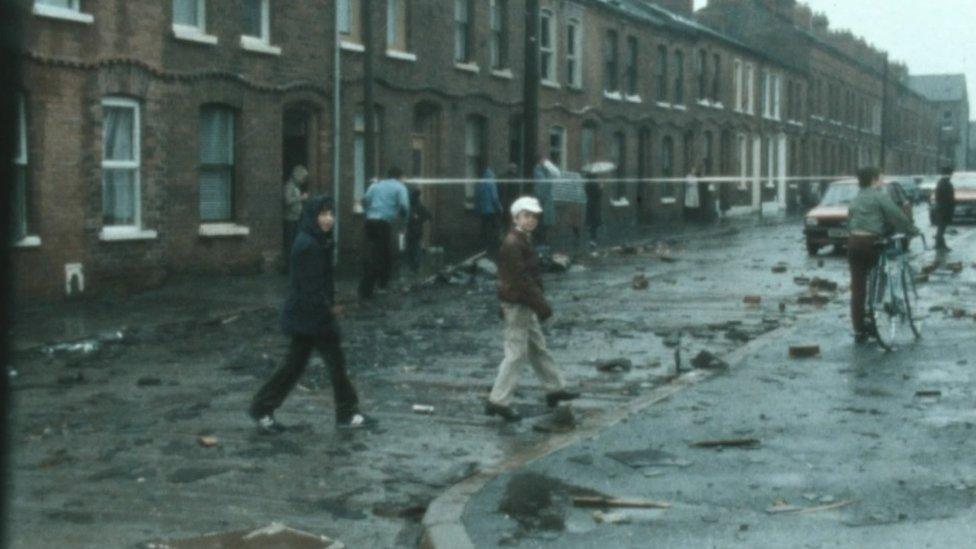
[{"left": 403, "top": 174, "right": 935, "bottom": 186}]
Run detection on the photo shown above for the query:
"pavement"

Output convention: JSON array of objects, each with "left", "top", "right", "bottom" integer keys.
[
  {"left": 7, "top": 209, "right": 973, "bottom": 548},
  {"left": 454, "top": 222, "right": 976, "bottom": 547}
]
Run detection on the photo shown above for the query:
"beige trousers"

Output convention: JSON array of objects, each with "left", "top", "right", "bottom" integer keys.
[{"left": 488, "top": 303, "right": 565, "bottom": 405}]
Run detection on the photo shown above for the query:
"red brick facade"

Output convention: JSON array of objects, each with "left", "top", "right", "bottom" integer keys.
[{"left": 13, "top": 0, "right": 943, "bottom": 299}]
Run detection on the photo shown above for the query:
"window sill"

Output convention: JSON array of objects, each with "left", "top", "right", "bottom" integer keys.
[
  {"left": 240, "top": 36, "right": 281, "bottom": 56},
  {"left": 542, "top": 80, "right": 561, "bottom": 90},
  {"left": 712, "top": 102, "right": 725, "bottom": 110},
  {"left": 172, "top": 25, "right": 218, "bottom": 45},
  {"left": 603, "top": 90, "right": 623, "bottom": 101},
  {"left": 625, "top": 94, "right": 643, "bottom": 104},
  {"left": 340, "top": 41, "right": 365, "bottom": 52},
  {"left": 610, "top": 198, "right": 630, "bottom": 208},
  {"left": 33, "top": 3, "right": 93, "bottom": 24},
  {"left": 698, "top": 99, "right": 713, "bottom": 107},
  {"left": 454, "top": 62, "right": 480, "bottom": 74},
  {"left": 386, "top": 49, "right": 417, "bottom": 62},
  {"left": 660, "top": 197, "right": 678, "bottom": 205},
  {"left": 13, "top": 235, "right": 42, "bottom": 249},
  {"left": 655, "top": 101, "right": 672, "bottom": 109},
  {"left": 198, "top": 223, "right": 250, "bottom": 238},
  {"left": 673, "top": 104, "right": 687, "bottom": 111},
  {"left": 99, "top": 228, "right": 158, "bottom": 242},
  {"left": 491, "top": 68, "right": 514, "bottom": 80}
]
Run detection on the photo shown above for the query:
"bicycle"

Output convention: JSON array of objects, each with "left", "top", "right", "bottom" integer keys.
[{"left": 865, "top": 233, "right": 927, "bottom": 351}]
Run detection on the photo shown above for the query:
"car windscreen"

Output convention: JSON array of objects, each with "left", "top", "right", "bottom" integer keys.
[{"left": 820, "top": 184, "right": 859, "bottom": 206}]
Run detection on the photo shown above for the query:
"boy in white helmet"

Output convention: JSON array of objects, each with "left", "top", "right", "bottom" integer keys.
[{"left": 486, "top": 197, "right": 579, "bottom": 422}]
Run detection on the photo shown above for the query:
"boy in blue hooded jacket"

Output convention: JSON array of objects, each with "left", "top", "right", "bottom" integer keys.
[{"left": 249, "top": 196, "right": 370, "bottom": 432}]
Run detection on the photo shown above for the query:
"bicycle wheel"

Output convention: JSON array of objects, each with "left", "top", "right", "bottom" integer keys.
[
  {"left": 901, "top": 266, "right": 921, "bottom": 339},
  {"left": 866, "top": 262, "right": 893, "bottom": 351}
]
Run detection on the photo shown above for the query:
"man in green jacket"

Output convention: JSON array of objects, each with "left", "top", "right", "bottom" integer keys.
[{"left": 847, "top": 167, "right": 920, "bottom": 344}]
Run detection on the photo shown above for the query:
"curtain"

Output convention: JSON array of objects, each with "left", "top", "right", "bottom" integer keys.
[
  {"left": 103, "top": 170, "right": 135, "bottom": 226},
  {"left": 199, "top": 107, "right": 234, "bottom": 221},
  {"left": 103, "top": 106, "right": 134, "bottom": 162}
]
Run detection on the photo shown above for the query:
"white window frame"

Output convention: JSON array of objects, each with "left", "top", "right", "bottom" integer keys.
[
  {"left": 240, "top": 0, "right": 280, "bottom": 55},
  {"left": 172, "top": 0, "right": 217, "bottom": 45},
  {"left": 745, "top": 63, "right": 756, "bottom": 115},
  {"left": 386, "top": 0, "right": 411, "bottom": 54},
  {"left": 733, "top": 59, "right": 743, "bottom": 113},
  {"left": 339, "top": 0, "right": 352, "bottom": 34},
  {"left": 198, "top": 106, "right": 236, "bottom": 223},
  {"left": 772, "top": 73, "right": 782, "bottom": 121},
  {"left": 549, "top": 125, "right": 566, "bottom": 171},
  {"left": 539, "top": 9, "right": 557, "bottom": 85},
  {"left": 33, "top": 0, "right": 93, "bottom": 24},
  {"left": 566, "top": 18, "right": 582, "bottom": 89},
  {"left": 13, "top": 94, "right": 39, "bottom": 247},
  {"left": 100, "top": 97, "right": 155, "bottom": 241},
  {"left": 454, "top": 0, "right": 471, "bottom": 64}
]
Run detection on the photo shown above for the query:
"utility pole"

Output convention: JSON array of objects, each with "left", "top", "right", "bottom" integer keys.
[
  {"left": 880, "top": 54, "right": 889, "bottom": 170},
  {"left": 522, "top": 0, "right": 540, "bottom": 180},
  {"left": 363, "top": 0, "right": 376, "bottom": 182},
  {"left": 332, "top": 0, "right": 342, "bottom": 263}
]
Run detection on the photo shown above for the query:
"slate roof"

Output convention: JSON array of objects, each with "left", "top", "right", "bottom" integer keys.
[{"left": 908, "top": 74, "right": 968, "bottom": 103}]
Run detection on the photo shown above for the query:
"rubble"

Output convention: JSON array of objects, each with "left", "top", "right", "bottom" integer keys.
[
  {"left": 197, "top": 436, "right": 219, "bottom": 448},
  {"left": 690, "top": 438, "right": 760, "bottom": 449},
  {"left": 574, "top": 496, "right": 671, "bottom": 510},
  {"left": 690, "top": 351, "right": 728, "bottom": 370},
  {"left": 798, "top": 294, "right": 830, "bottom": 306},
  {"left": 743, "top": 295, "right": 762, "bottom": 305},
  {"left": 154, "top": 523, "right": 345, "bottom": 548},
  {"left": 596, "top": 358, "right": 633, "bottom": 373},
  {"left": 550, "top": 253, "right": 572, "bottom": 272},
  {"left": 789, "top": 345, "right": 821, "bottom": 358},
  {"left": 809, "top": 277, "right": 839, "bottom": 292},
  {"left": 411, "top": 404, "right": 435, "bottom": 414},
  {"left": 591, "top": 510, "right": 633, "bottom": 524},
  {"left": 771, "top": 264, "right": 788, "bottom": 274},
  {"left": 632, "top": 274, "right": 649, "bottom": 290}
]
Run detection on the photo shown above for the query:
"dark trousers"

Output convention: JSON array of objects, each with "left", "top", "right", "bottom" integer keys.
[
  {"left": 480, "top": 214, "right": 501, "bottom": 255},
  {"left": 250, "top": 327, "right": 359, "bottom": 422},
  {"left": 405, "top": 232, "right": 422, "bottom": 272},
  {"left": 935, "top": 221, "right": 949, "bottom": 249},
  {"left": 359, "top": 219, "right": 394, "bottom": 298},
  {"left": 848, "top": 235, "right": 880, "bottom": 335}
]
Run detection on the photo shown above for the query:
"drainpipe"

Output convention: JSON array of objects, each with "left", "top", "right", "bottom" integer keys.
[
  {"left": 332, "top": 0, "right": 342, "bottom": 263},
  {"left": 523, "top": 0, "right": 540, "bottom": 180}
]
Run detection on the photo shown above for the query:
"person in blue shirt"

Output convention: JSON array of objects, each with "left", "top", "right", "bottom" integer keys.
[
  {"left": 475, "top": 167, "right": 504, "bottom": 255},
  {"left": 358, "top": 166, "right": 410, "bottom": 300}
]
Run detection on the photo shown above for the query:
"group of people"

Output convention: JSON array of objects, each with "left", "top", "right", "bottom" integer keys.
[{"left": 249, "top": 164, "right": 577, "bottom": 432}]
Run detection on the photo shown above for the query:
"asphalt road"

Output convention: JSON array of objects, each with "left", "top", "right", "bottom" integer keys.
[{"left": 463, "top": 219, "right": 976, "bottom": 547}]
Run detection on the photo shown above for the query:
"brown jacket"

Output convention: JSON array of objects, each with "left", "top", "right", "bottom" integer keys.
[{"left": 497, "top": 228, "right": 552, "bottom": 320}]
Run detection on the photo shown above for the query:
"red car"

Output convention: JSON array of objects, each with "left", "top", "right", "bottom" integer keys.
[{"left": 804, "top": 179, "right": 912, "bottom": 255}]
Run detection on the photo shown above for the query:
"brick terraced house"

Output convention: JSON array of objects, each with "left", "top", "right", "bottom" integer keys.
[{"left": 11, "top": 0, "right": 945, "bottom": 299}]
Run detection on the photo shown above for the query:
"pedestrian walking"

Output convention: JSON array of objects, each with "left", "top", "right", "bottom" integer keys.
[
  {"left": 532, "top": 157, "right": 556, "bottom": 247},
  {"left": 358, "top": 167, "right": 410, "bottom": 299},
  {"left": 282, "top": 165, "right": 309, "bottom": 272},
  {"left": 584, "top": 175, "right": 603, "bottom": 248},
  {"left": 933, "top": 166, "right": 956, "bottom": 251},
  {"left": 486, "top": 196, "right": 579, "bottom": 422},
  {"left": 249, "top": 196, "right": 372, "bottom": 432},
  {"left": 475, "top": 167, "right": 504, "bottom": 256},
  {"left": 847, "top": 167, "right": 919, "bottom": 344},
  {"left": 405, "top": 186, "right": 432, "bottom": 272}
]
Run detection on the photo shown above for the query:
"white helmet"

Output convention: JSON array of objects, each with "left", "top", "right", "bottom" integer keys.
[{"left": 510, "top": 196, "right": 543, "bottom": 217}]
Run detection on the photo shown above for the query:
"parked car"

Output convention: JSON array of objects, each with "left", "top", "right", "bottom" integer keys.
[
  {"left": 928, "top": 172, "right": 976, "bottom": 225},
  {"left": 804, "top": 179, "right": 912, "bottom": 256}
]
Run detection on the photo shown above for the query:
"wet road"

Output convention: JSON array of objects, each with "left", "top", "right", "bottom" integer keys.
[
  {"left": 8, "top": 211, "right": 969, "bottom": 548},
  {"left": 464, "top": 221, "right": 976, "bottom": 547}
]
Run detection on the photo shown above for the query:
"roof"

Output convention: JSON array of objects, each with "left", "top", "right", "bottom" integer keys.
[{"left": 908, "top": 74, "right": 968, "bottom": 103}]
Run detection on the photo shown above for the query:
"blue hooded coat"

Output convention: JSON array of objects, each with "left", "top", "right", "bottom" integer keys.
[{"left": 281, "top": 196, "right": 337, "bottom": 336}]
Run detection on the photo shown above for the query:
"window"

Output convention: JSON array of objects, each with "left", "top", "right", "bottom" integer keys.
[
  {"left": 712, "top": 53, "right": 721, "bottom": 102},
  {"left": 199, "top": 106, "right": 235, "bottom": 222},
  {"left": 549, "top": 126, "right": 566, "bottom": 170},
  {"left": 339, "top": 0, "right": 362, "bottom": 43},
  {"left": 673, "top": 50, "right": 685, "bottom": 106},
  {"left": 772, "top": 74, "right": 781, "bottom": 120},
  {"left": 454, "top": 0, "right": 472, "bottom": 63},
  {"left": 242, "top": 0, "right": 275, "bottom": 49},
  {"left": 661, "top": 136, "right": 675, "bottom": 197},
  {"left": 566, "top": 18, "right": 582, "bottom": 88},
  {"left": 34, "top": 0, "right": 92, "bottom": 22},
  {"left": 612, "top": 131, "right": 626, "bottom": 198},
  {"left": 733, "top": 59, "right": 743, "bottom": 112},
  {"left": 465, "top": 116, "right": 487, "bottom": 203},
  {"left": 387, "top": 0, "right": 409, "bottom": 52},
  {"left": 12, "top": 94, "right": 29, "bottom": 242},
  {"left": 173, "top": 0, "right": 204, "bottom": 30},
  {"left": 604, "top": 30, "right": 619, "bottom": 93},
  {"left": 101, "top": 98, "right": 141, "bottom": 228},
  {"left": 539, "top": 9, "right": 556, "bottom": 83},
  {"left": 703, "top": 131, "right": 713, "bottom": 174},
  {"left": 745, "top": 63, "right": 755, "bottom": 114},
  {"left": 760, "top": 69, "right": 770, "bottom": 118},
  {"left": 655, "top": 45, "right": 668, "bottom": 102},
  {"left": 625, "top": 36, "right": 638, "bottom": 97},
  {"left": 490, "top": 0, "right": 508, "bottom": 69},
  {"left": 581, "top": 124, "right": 597, "bottom": 167},
  {"left": 697, "top": 50, "right": 708, "bottom": 101}
]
